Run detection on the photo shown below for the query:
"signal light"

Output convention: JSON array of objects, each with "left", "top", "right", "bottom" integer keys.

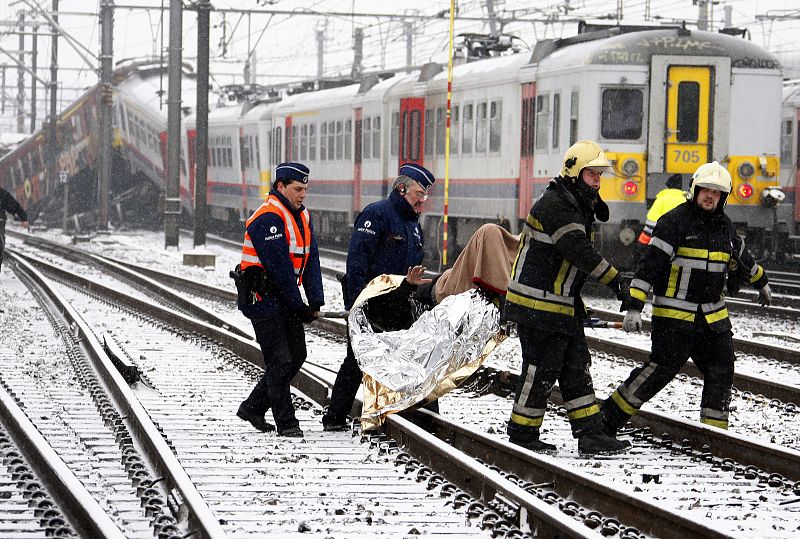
[
  {"left": 622, "top": 181, "right": 638, "bottom": 197},
  {"left": 737, "top": 183, "right": 754, "bottom": 200}
]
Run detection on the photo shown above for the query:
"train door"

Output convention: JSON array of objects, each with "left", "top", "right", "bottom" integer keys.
[
  {"left": 398, "top": 98, "right": 425, "bottom": 168},
  {"left": 664, "top": 66, "right": 713, "bottom": 174},
  {"left": 518, "top": 82, "right": 536, "bottom": 218}
]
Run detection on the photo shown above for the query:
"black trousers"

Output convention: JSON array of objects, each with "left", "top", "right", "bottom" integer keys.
[
  {"left": 603, "top": 324, "right": 735, "bottom": 429},
  {"left": 507, "top": 324, "right": 602, "bottom": 442},
  {"left": 240, "top": 316, "right": 307, "bottom": 431}
]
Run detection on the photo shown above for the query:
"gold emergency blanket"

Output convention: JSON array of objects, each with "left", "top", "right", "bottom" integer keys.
[{"left": 349, "top": 275, "right": 506, "bottom": 430}]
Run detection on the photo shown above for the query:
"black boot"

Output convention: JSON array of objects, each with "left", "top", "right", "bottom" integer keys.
[
  {"left": 236, "top": 405, "right": 276, "bottom": 433},
  {"left": 578, "top": 432, "right": 631, "bottom": 456},
  {"left": 509, "top": 437, "right": 557, "bottom": 455}
]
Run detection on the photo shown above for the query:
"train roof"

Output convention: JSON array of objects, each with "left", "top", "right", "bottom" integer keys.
[
  {"left": 117, "top": 71, "right": 198, "bottom": 117},
  {"left": 537, "top": 28, "right": 780, "bottom": 71},
  {"left": 273, "top": 83, "right": 361, "bottom": 114},
  {"left": 784, "top": 80, "right": 800, "bottom": 106},
  {"left": 428, "top": 53, "right": 531, "bottom": 90}
]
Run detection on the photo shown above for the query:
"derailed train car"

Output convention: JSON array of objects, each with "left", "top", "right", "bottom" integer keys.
[
  {"left": 0, "top": 60, "right": 196, "bottom": 229},
  {"left": 191, "top": 23, "right": 784, "bottom": 268}
]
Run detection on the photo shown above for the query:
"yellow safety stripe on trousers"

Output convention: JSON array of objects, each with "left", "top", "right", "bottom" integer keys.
[
  {"left": 700, "top": 417, "right": 729, "bottom": 429},
  {"left": 506, "top": 291, "right": 575, "bottom": 316},
  {"left": 611, "top": 390, "right": 639, "bottom": 416},
  {"left": 748, "top": 265, "right": 764, "bottom": 284},
  {"left": 567, "top": 404, "right": 600, "bottom": 421},
  {"left": 704, "top": 308, "right": 729, "bottom": 325},
  {"left": 652, "top": 307, "right": 695, "bottom": 322},
  {"left": 630, "top": 287, "right": 647, "bottom": 302},
  {"left": 510, "top": 412, "right": 544, "bottom": 427},
  {"left": 666, "top": 265, "right": 680, "bottom": 297},
  {"left": 554, "top": 260, "right": 570, "bottom": 296}
]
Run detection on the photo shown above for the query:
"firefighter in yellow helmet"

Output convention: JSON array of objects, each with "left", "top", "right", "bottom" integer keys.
[
  {"left": 504, "top": 140, "right": 631, "bottom": 456},
  {"left": 637, "top": 174, "right": 687, "bottom": 246},
  {"left": 602, "top": 161, "right": 771, "bottom": 435}
]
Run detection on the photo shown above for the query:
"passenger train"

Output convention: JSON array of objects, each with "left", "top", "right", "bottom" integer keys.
[{"left": 0, "top": 22, "right": 790, "bottom": 267}]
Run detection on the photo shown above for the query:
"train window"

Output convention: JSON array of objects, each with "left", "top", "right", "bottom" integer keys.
[
  {"left": 569, "top": 91, "right": 579, "bottom": 146},
  {"left": 363, "top": 117, "right": 372, "bottom": 160},
  {"left": 462, "top": 103, "right": 473, "bottom": 155},
  {"left": 240, "top": 136, "right": 248, "bottom": 170},
  {"left": 476, "top": 102, "right": 487, "bottom": 153},
  {"left": 226, "top": 137, "right": 233, "bottom": 168},
  {"left": 274, "top": 127, "right": 282, "bottom": 163},
  {"left": 335, "top": 121, "right": 343, "bottom": 160},
  {"left": 410, "top": 110, "right": 421, "bottom": 160},
  {"left": 780, "top": 120, "right": 792, "bottom": 166},
  {"left": 308, "top": 124, "right": 316, "bottom": 161},
  {"left": 425, "top": 108, "right": 435, "bottom": 157},
  {"left": 436, "top": 107, "right": 445, "bottom": 156},
  {"left": 535, "top": 94, "right": 549, "bottom": 150},
  {"left": 284, "top": 127, "right": 291, "bottom": 160},
  {"left": 391, "top": 112, "right": 399, "bottom": 157},
  {"left": 345, "top": 119, "right": 352, "bottom": 160},
  {"left": 490, "top": 100, "right": 502, "bottom": 153},
  {"left": 372, "top": 116, "right": 381, "bottom": 159},
  {"left": 450, "top": 105, "right": 459, "bottom": 155},
  {"left": 292, "top": 126, "right": 299, "bottom": 161},
  {"left": 320, "top": 123, "right": 328, "bottom": 161},
  {"left": 401, "top": 111, "right": 408, "bottom": 159},
  {"left": 327, "top": 121, "right": 335, "bottom": 160},
  {"left": 300, "top": 125, "right": 308, "bottom": 161},
  {"left": 676, "top": 82, "right": 700, "bottom": 142},
  {"left": 601, "top": 88, "right": 643, "bottom": 140},
  {"left": 552, "top": 93, "right": 561, "bottom": 150}
]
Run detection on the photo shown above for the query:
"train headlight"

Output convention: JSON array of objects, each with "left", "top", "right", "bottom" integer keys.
[
  {"left": 737, "top": 183, "right": 754, "bottom": 200},
  {"left": 621, "top": 158, "right": 639, "bottom": 177},
  {"left": 737, "top": 161, "right": 755, "bottom": 180},
  {"left": 622, "top": 181, "right": 638, "bottom": 197},
  {"left": 760, "top": 186, "right": 785, "bottom": 207}
]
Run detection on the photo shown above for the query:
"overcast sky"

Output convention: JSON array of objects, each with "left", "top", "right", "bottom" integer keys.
[{"left": 0, "top": 0, "right": 798, "bottom": 134}]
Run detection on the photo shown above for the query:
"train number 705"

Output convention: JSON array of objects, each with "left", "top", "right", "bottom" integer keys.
[{"left": 673, "top": 150, "right": 701, "bottom": 163}]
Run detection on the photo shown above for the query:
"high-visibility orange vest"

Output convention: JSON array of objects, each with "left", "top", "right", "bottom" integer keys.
[{"left": 240, "top": 194, "right": 311, "bottom": 285}]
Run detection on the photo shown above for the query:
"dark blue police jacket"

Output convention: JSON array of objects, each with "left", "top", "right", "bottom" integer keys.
[
  {"left": 239, "top": 189, "right": 324, "bottom": 320},
  {"left": 345, "top": 189, "right": 424, "bottom": 309}
]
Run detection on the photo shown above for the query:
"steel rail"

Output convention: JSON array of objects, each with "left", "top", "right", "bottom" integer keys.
[
  {"left": 591, "top": 306, "right": 800, "bottom": 371},
  {"left": 7, "top": 251, "right": 229, "bottom": 539},
  {"left": 0, "top": 381, "right": 126, "bottom": 539},
  {"left": 16, "top": 232, "right": 251, "bottom": 339},
  {"left": 8, "top": 250, "right": 609, "bottom": 537}
]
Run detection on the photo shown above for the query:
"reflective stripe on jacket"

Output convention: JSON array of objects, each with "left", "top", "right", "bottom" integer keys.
[
  {"left": 505, "top": 179, "right": 619, "bottom": 335},
  {"left": 628, "top": 202, "right": 768, "bottom": 332},
  {"left": 241, "top": 194, "right": 311, "bottom": 285}
]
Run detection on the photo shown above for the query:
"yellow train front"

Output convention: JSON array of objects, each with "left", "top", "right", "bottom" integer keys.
[{"left": 528, "top": 24, "right": 783, "bottom": 268}]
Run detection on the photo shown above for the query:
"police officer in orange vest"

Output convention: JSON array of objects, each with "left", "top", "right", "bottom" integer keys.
[{"left": 235, "top": 162, "right": 324, "bottom": 438}]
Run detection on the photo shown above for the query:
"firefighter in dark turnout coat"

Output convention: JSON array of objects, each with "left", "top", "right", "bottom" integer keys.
[
  {"left": 0, "top": 187, "right": 28, "bottom": 272},
  {"left": 504, "top": 140, "right": 631, "bottom": 456},
  {"left": 321, "top": 163, "right": 435, "bottom": 431},
  {"left": 236, "top": 162, "right": 324, "bottom": 438},
  {"left": 602, "top": 161, "right": 771, "bottom": 433}
]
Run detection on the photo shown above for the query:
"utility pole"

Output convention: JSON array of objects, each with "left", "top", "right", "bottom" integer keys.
[
  {"left": 30, "top": 23, "right": 38, "bottom": 133},
  {"left": 97, "top": 0, "right": 113, "bottom": 232},
  {"left": 696, "top": 0, "right": 708, "bottom": 30},
  {"left": 316, "top": 26, "right": 325, "bottom": 82},
  {"left": 616, "top": 0, "right": 623, "bottom": 21},
  {"left": 17, "top": 12, "right": 25, "bottom": 134},
  {"left": 484, "top": 0, "right": 498, "bottom": 37},
  {"left": 404, "top": 21, "right": 413, "bottom": 73},
  {"left": 724, "top": 5, "right": 732, "bottom": 27},
  {"left": 194, "top": 0, "right": 210, "bottom": 248},
  {"left": 47, "top": 0, "right": 65, "bottom": 230},
  {"left": 164, "top": 0, "right": 182, "bottom": 248},
  {"left": 351, "top": 27, "right": 363, "bottom": 79}
]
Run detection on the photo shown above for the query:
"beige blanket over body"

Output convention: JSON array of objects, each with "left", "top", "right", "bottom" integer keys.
[{"left": 434, "top": 223, "right": 520, "bottom": 304}]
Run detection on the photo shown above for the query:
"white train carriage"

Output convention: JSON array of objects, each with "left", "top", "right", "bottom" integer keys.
[{"left": 781, "top": 80, "right": 800, "bottom": 232}]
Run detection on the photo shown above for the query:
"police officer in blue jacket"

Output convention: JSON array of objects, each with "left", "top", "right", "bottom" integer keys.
[
  {"left": 236, "top": 162, "right": 324, "bottom": 438},
  {"left": 322, "top": 163, "right": 435, "bottom": 431}
]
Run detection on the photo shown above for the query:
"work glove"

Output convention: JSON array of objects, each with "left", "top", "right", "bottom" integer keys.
[
  {"left": 757, "top": 284, "right": 772, "bottom": 307},
  {"left": 622, "top": 309, "right": 642, "bottom": 333},
  {"left": 608, "top": 274, "right": 631, "bottom": 312},
  {"left": 297, "top": 304, "right": 320, "bottom": 324}
]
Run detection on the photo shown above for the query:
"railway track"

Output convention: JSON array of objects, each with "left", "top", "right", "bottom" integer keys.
[{"left": 2, "top": 231, "right": 799, "bottom": 536}]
